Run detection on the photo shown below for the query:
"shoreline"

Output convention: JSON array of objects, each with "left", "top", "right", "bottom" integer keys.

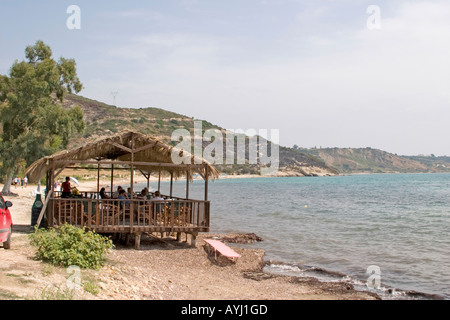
[
  {"left": 39, "top": 171, "right": 450, "bottom": 194},
  {"left": 3, "top": 230, "right": 381, "bottom": 300},
  {"left": 261, "top": 259, "right": 444, "bottom": 301},
  {"left": 1, "top": 183, "right": 379, "bottom": 300},
  {"left": 3, "top": 181, "right": 443, "bottom": 300}
]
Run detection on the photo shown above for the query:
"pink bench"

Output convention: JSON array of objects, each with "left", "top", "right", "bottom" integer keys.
[{"left": 203, "top": 239, "right": 241, "bottom": 262}]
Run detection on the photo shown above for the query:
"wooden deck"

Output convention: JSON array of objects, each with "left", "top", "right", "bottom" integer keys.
[{"left": 45, "top": 194, "right": 210, "bottom": 247}]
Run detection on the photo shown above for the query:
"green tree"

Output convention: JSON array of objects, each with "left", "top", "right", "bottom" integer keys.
[{"left": 0, "top": 40, "right": 85, "bottom": 194}]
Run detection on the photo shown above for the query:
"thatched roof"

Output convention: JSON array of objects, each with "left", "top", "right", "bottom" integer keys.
[{"left": 25, "top": 131, "right": 219, "bottom": 183}]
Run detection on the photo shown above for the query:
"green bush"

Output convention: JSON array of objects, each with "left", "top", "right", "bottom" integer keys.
[{"left": 29, "top": 224, "right": 114, "bottom": 270}]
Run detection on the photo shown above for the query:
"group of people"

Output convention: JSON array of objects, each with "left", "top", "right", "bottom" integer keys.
[
  {"left": 59, "top": 176, "right": 166, "bottom": 202},
  {"left": 99, "top": 186, "right": 165, "bottom": 202},
  {"left": 13, "top": 176, "right": 28, "bottom": 188}
]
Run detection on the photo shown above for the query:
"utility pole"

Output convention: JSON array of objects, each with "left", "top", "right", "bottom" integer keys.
[{"left": 111, "top": 91, "right": 118, "bottom": 106}]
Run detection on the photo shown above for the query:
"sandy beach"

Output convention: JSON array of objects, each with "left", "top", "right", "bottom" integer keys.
[{"left": 0, "top": 182, "right": 379, "bottom": 300}]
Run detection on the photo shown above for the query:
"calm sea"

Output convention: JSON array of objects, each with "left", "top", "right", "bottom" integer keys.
[{"left": 145, "top": 173, "right": 450, "bottom": 300}]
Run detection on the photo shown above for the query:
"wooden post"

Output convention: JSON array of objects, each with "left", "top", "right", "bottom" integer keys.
[
  {"left": 110, "top": 164, "right": 114, "bottom": 197},
  {"left": 191, "top": 232, "right": 198, "bottom": 247},
  {"left": 204, "top": 166, "right": 209, "bottom": 201},
  {"left": 158, "top": 171, "right": 161, "bottom": 192},
  {"left": 186, "top": 171, "right": 190, "bottom": 200},
  {"left": 130, "top": 135, "right": 135, "bottom": 232},
  {"left": 87, "top": 198, "right": 92, "bottom": 228},
  {"left": 170, "top": 172, "right": 173, "bottom": 198},
  {"left": 50, "top": 161, "right": 55, "bottom": 226},
  {"left": 50, "top": 160, "right": 55, "bottom": 198},
  {"left": 135, "top": 232, "right": 141, "bottom": 250},
  {"left": 97, "top": 162, "right": 100, "bottom": 196},
  {"left": 44, "top": 170, "right": 51, "bottom": 226}
]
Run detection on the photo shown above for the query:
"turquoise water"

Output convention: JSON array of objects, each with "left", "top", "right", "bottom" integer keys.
[{"left": 147, "top": 173, "right": 450, "bottom": 299}]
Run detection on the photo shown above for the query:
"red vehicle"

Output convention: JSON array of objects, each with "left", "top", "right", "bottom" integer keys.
[{"left": 0, "top": 194, "right": 13, "bottom": 249}]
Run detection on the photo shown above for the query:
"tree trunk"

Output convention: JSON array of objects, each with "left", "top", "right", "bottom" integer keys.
[{"left": 1, "top": 174, "right": 13, "bottom": 195}]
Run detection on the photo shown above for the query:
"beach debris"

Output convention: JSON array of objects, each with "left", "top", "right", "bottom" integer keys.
[
  {"left": 242, "top": 271, "right": 277, "bottom": 281},
  {"left": 210, "top": 233, "right": 263, "bottom": 244}
]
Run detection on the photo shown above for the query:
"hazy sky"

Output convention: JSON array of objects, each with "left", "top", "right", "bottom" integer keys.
[{"left": 1, "top": 0, "right": 450, "bottom": 156}]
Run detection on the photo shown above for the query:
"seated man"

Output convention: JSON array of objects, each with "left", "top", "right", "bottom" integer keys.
[
  {"left": 118, "top": 189, "right": 130, "bottom": 205},
  {"left": 137, "top": 188, "right": 147, "bottom": 198},
  {"left": 113, "top": 186, "right": 123, "bottom": 198},
  {"left": 152, "top": 191, "right": 164, "bottom": 201}
]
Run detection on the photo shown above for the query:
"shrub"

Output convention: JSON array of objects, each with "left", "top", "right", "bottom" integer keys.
[
  {"left": 29, "top": 224, "right": 114, "bottom": 270},
  {"left": 83, "top": 279, "right": 100, "bottom": 295}
]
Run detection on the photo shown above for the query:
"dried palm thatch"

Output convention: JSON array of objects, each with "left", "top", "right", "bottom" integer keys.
[{"left": 25, "top": 131, "right": 219, "bottom": 183}]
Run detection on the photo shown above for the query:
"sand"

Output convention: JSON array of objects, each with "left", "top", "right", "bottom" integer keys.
[{"left": 0, "top": 182, "right": 379, "bottom": 300}]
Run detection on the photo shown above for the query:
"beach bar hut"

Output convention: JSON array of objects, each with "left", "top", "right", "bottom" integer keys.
[{"left": 24, "top": 131, "right": 218, "bottom": 248}]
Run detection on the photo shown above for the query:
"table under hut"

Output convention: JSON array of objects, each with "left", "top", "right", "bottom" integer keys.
[{"left": 24, "top": 131, "right": 219, "bottom": 249}]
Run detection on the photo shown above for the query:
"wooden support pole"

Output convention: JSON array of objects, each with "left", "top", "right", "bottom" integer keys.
[
  {"left": 50, "top": 160, "right": 55, "bottom": 198},
  {"left": 45, "top": 170, "right": 50, "bottom": 198},
  {"left": 97, "top": 162, "right": 100, "bottom": 196},
  {"left": 130, "top": 134, "right": 135, "bottom": 232},
  {"left": 191, "top": 232, "right": 198, "bottom": 247},
  {"left": 170, "top": 172, "right": 173, "bottom": 198},
  {"left": 204, "top": 166, "right": 209, "bottom": 201},
  {"left": 130, "top": 164, "right": 134, "bottom": 195},
  {"left": 135, "top": 232, "right": 142, "bottom": 250},
  {"left": 158, "top": 171, "right": 161, "bottom": 192},
  {"left": 186, "top": 171, "right": 190, "bottom": 200},
  {"left": 50, "top": 161, "right": 55, "bottom": 226},
  {"left": 110, "top": 164, "right": 114, "bottom": 197}
]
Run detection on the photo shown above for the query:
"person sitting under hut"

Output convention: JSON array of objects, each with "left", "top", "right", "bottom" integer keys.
[
  {"left": 127, "top": 187, "right": 134, "bottom": 198},
  {"left": 99, "top": 187, "right": 110, "bottom": 199},
  {"left": 152, "top": 191, "right": 164, "bottom": 201},
  {"left": 136, "top": 188, "right": 148, "bottom": 200},
  {"left": 118, "top": 189, "right": 130, "bottom": 204},
  {"left": 61, "top": 177, "right": 72, "bottom": 198},
  {"left": 113, "top": 186, "right": 123, "bottom": 198}
]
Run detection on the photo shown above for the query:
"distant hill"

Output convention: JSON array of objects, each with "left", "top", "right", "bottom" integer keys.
[
  {"left": 404, "top": 155, "right": 450, "bottom": 172},
  {"left": 300, "top": 147, "right": 450, "bottom": 174},
  {"left": 62, "top": 94, "right": 338, "bottom": 177}
]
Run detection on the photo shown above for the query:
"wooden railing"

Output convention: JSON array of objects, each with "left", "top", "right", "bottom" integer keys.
[{"left": 48, "top": 197, "right": 210, "bottom": 233}]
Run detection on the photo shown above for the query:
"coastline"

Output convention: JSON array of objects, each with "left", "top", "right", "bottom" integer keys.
[{"left": 1, "top": 183, "right": 378, "bottom": 300}]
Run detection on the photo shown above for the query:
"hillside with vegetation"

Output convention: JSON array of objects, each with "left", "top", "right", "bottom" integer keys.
[
  {"left": 404, "top": 155, "right": 450, "bottom": 172},
  {"left": 62, "top": 94, "right": 337, "bottom": 177},
  {"left": 62, "top": 95, "right": 449, "bottom": 176},
  {"left": 300, "top": 147, "right": 450, "bottom": 174}
]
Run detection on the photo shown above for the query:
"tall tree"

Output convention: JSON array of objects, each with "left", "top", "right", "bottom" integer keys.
[{"left": 0, "top": 40, "right": 85, "bottom": 194}]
